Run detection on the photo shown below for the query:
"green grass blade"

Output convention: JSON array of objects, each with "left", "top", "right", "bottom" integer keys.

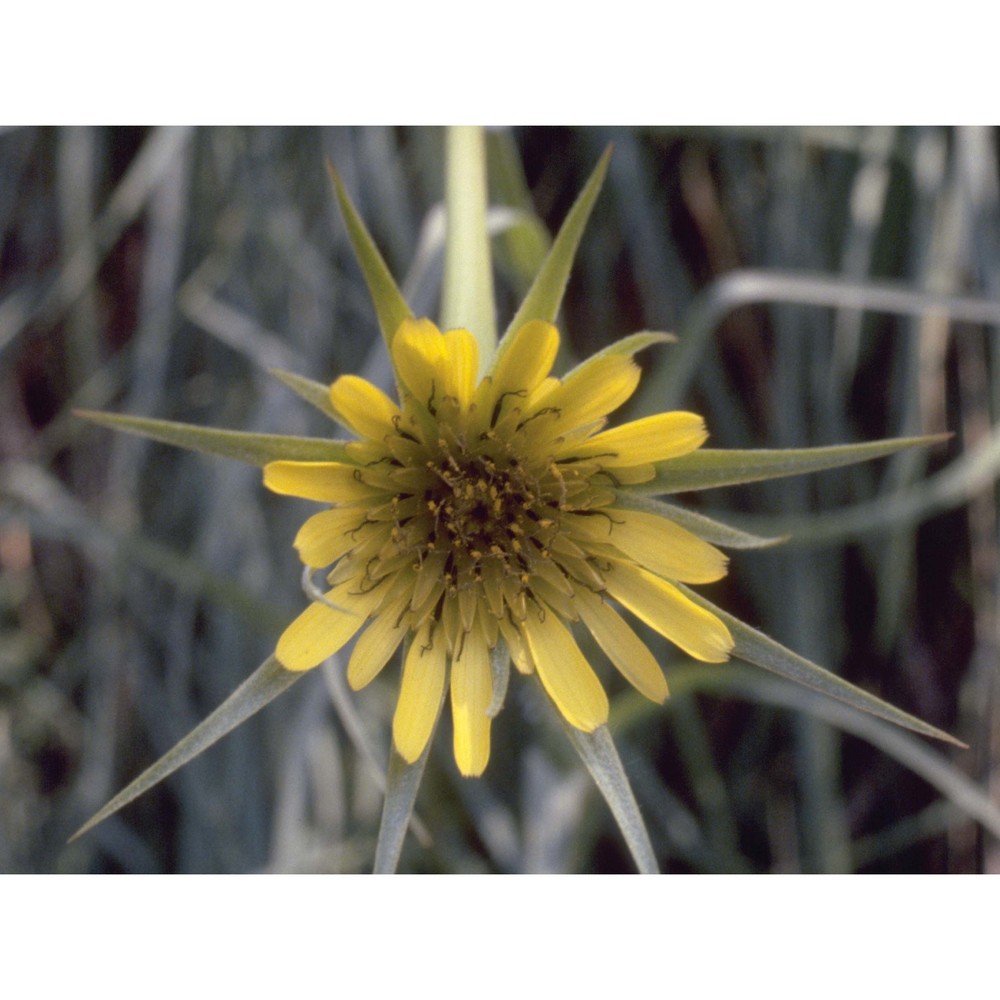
[
  {"left": 441, "top": 126, "right": 496, "bottom": 366},
  {"left": 679, "top": 585, "right": 964, "bottom": 747},
  {"left": 562, "top": 723, "right": 659, "bottom": 874},
  {"left": 5, "top": 461, "right": 288, "bottom": 632},
  {"left": 638, "top": 435, "right": 950, "bottom": 494},
  {"left": 71, "top": 654, "right": 301, "bottom": 841},
  {"left": 327, "top": 162, "right": 413, "bottom": 350},
  {"left": 500, "top": 146, "right": 612, "bottom": 348},
  {"left": 666, "top": 665, "right": 999, "bottom": 842},
  {"left": 76, "top": 409, "right": 355, "bottom": 466},
  {"left": 485, "top": 128, "right": 552, "bottom": 298}
]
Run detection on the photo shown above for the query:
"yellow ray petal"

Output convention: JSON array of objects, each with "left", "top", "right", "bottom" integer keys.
[
  {"left": 411, "top": 548, "right": 449, "bottom": 610},
  {"left": 391, "top": 317, "right": 446, "bottom": 409},
  {"left": 293, "top": 507, "right": 371, "bottom": 568},
  {"left": 441, "top": 328, "right": 479, "bottom": 409},
  {"left": 532, "top": 376, "right": 559, "bottom": 399},
  {"left": 450, "top": 631, "right": 492, "bottom": 776},
  {"left": 569, "top": 508, "right": 728, "bottom": 584},
  {"left": 528, "top": 354, "right": 641, "bottom": 432},
  {"left": 393, "top": 621, "right": 447, "bottom": 763},
  {"left": 263, "top": 461, "right": 385, "bottom": 503},
  {"left": 346, "top": 594, "right": 411, "bottom": 689},
  {"left": 495, "top": 320, "right": 559, "bottom": 393},
  {"left": 574, "top": 588, "right": 668, "bottom": 703},
  {"left": 498, "top": 617, "right": 533, "bottom": 674},
  {"left": 564, "top": 411, "right": 708, "bottom": 466},
  {"left": 275, "top": 583, "right": 382, "bottom": 671},
  {"left": 604, "top": 562, "right": 733, "bottom": 662},
  {"left": 599, "top": 463, "right": 656, "bottom": 485},
  {"left": 522, "top": 606, "right": 609, "bottom": 731},
  {"left": 329, "top": 374, "right": 401, "bottom": 441},
  {"left": 479, "top": 320, "right": 560, "bottom": 424}
]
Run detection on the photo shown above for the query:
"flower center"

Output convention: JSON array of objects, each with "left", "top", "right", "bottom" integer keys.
[{"left": 424, "top": 432, "right": 557, "bottom": 577}]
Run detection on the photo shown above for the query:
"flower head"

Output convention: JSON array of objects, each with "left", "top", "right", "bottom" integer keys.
[{"left": 264, "top": 317, "right": 734, "bottom": 776}]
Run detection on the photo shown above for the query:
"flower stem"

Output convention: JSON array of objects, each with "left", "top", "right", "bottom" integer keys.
[{"left": 442, "top": 126, "right": 496, "bottom": 370}]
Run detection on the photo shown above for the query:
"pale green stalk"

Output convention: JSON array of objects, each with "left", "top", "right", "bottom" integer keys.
[{"left": 441, "top": 126, "right": 496, "bottom": 368}]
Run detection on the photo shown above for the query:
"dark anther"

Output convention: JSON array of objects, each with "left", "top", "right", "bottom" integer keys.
[
  {"left": 490, "top": 388, "right": 528, "bottom": 428},
  {"left": 516, "top": 406, "right": 560, "bottom": 432}
]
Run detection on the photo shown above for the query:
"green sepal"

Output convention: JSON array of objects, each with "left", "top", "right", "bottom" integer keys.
[
  {"left": 76, "top": 409, "right": 356, "bottom": 466},
  {"left": 326, "top": 162, "right": 414, "bottom": 351},
  {"left": 373, "top": 748, "right": 434, "bottom": 874},
  {"left": 679, "top": 585, "right": 965, "bottom": 748},
  {"left": 70, "top": 654, "right": 302, "bottom": 842},
  {"left": 271, "top": 367, "right": 373, "bottom": 442},
  {"left": 494, "top": 329, "right": 673, "bottom": 399},
  {"left": 484, "top": 129, "right": 552, "bottom": 298},
  {"left": 441, "top": 126, "right": 496, "bottom": 366},
  {"left": 557, "top": 331, "right": 676, "bottom": 384},
  {"left": 562, "top": 722, "right": 659, "bottom": 874},
  {"left": 640, "top": 434, "right": 951, "bottom": 494},
  {"left": 498, "top": 146, "right": 612, "bottom": 353},
  {"left": 372, "top": 655, "right": 445, "bottom": 873},
  {"left": 581, "top": 329, "right": 676, "bottom": 360},
  {"left": 613, "top": 492, "right": 787, "bottom": 549},
  {"left": 487, "top": 641, "right": 511, "bottom": 719},
  {"left": 270, "top": 368, "right": 339, "bottom": 422}
]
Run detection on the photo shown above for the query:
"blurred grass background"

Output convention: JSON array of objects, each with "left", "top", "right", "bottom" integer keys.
[{"left": 2, "top": 126, "right": 999, "bottom": 873}]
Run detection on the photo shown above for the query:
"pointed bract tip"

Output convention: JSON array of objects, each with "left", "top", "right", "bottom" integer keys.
[{"left": 325, "top": 160, "right": 349, "bottom": 202}]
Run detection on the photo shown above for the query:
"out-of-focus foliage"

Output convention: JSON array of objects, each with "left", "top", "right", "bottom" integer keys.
[{"left": 3, "top": 126, "right": 998, "bottom": 873}]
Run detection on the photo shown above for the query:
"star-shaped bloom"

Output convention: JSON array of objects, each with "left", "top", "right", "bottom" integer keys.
[{"left": 265, "top": 318, "right": 733, "bottom": 775}]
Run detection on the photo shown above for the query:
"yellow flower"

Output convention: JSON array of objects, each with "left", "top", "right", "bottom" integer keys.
[{"left": 263, "top": 317, "right": 734, "bottom": 776}]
